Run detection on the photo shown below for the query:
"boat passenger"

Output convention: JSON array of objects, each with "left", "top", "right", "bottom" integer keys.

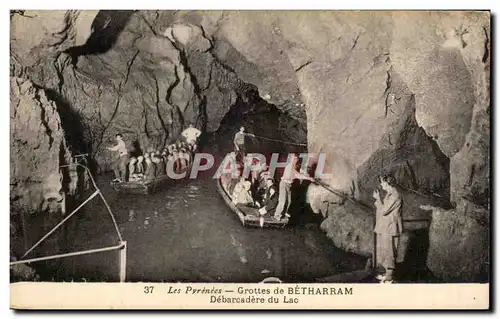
[
  {"left": 177, "top": 149, "right": 186, "bottom": 171},
  {"left": 274, "top": 154, "right": 314, "bottom": 221},
  {"left": 161, "top": 150, "right": 169, "bottom": 168},
  {"left": 128, "top": 157, "right": 137, "bottom": 176},
  {"left": 189, "top": 142, "right": 197, "bottom": 154},
  {"left": 232, "top": 176, "right": 253, "bottom": 206},
  {"left": 144, "top": 154, "right": 156, "bottom": 182},
  {"left": 256, "top": 178, "right": 279, "bottom": 217},
  {"left": 255, "top": 166, "right": 271, "bottom": 199},
  {"left": 183, "top": 147, "right": 192, "bottom": 165},
  {"left": 171, "top": 149, "right": 180, "bottom": 172},
  {"left": 136, "top": 156, "right": 145, "bottom": 174},
  {"left": 227, "top": 168, "right": 241, "bottom": 195},
  {"left": 153, "top": 155, "right": 166, "bottom": 176},
  {"left": 167, "top": 143, "right": 176, "bottom": 154},
  {"left": 220, "top": 152, "right": 237, "bottom": 192}
]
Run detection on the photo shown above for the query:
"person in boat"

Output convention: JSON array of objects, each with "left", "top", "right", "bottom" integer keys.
[
  {"left": 177, "top": 142, "right": 185, "bottom": 153},
  {"left": 128, "top": 157, "right": 139, "bottom": 181},
  {"left": 274, "top": 154, "right": 314, "bottom": 221},
  {"left": 107, "top": 133, "right": 130, "bottom": 182},
  {"left": 151, "top": 151, "right": 160, "bottom": 175},
  {"left": 256, "top": 178, "right": 279, "bottom": 217},
  {"left": 255, "top": 164, "right": 270, "bottom": 202},
  {"left": 248, "top": 161, "right": 266, "bottom": 198},
  {"left": 181, "top": 123, "right": 202, "bottom": 147},
  {"left": 144, "top": 154, "right": 156, "bottom": 182},
  {"left": 373, "top": 172, "right": 403, "bottom": 283},
  {"left": 220, "top": 152, "right": 238, "bottom": 191},
  {"left": 136, "top": 156, "right": 145, "bottom": 175},
  {"left": 189, "top": 141, "right": 197, "bottom": 154},
  {"left": 167, "top": 143, "right": 176, "bottom": 154},
  {"left": 181, "top": 147, "right": 191, "bottom": 168},
  {"left": 161, "top": 150, "right": 169, "bottom": 170},
  {"left": 177, "top": 148, "right": 187, "bottom": 171},
  {"left": 220, "top": 152, "right": 237, "bottom": 191},
  {"left": 232, "top": 176, "right": 253, "bottom": 206},
  {"left": 128, "top": 157, "right": 137, "bottom": 175},
  {"left": 233, "top": 126, "right": 255, "bottom": 163},
  {"left": 152, "top": 154, "right": 166, "bottom": 176},
  {"left": 227, "top": 166, "right": 242, "bottom": 195},
  {"left": 166, "top": 152, "right": 175, "bottom": 175},
  {"left": 171, "top": 148, "right": 179, "bottom": 172}
]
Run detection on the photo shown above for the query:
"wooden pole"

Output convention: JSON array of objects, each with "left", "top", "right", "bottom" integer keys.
[{"left": 119, "top": 241, "right": 127, "bottom": 283}]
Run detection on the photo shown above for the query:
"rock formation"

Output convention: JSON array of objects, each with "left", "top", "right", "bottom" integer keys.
[
  {"left": 10, "top": 10, "right": 490, "bottom": 281},
  {"left": 10, "top": 77, "right": 71, "bottom": 213}
]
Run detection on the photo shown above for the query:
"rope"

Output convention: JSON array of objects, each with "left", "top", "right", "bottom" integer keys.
[
  {"left": 12, "top": 243, "right": 125, "bottom": 266},
  {"left": 312, "top": 179, "right": 373, "bottom": 213},
  {"left": 21, "top": 162, "right": 124, "bottom": 260},
  {"left": 61, "top": 163, "right": 124, "bottom": 243},
  {"left": 395, "top": 182, "right": 449, "bottom": 204},
  {"left": 250, "top": 134, "right": 308, "bottom": 147}
]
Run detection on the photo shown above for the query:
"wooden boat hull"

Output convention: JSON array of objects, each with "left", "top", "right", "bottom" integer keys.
[
  {"left": 111, "top": 175, "right": 170, "bottom": 195},
  {"left": 216, "top": 179, "right": 289, "bottom": 228},
  {"left": 111, "top": 161, "right": 193, "bottom": 195}
]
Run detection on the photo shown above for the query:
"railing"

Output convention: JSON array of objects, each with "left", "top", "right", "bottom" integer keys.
[{"left": 10, "top": 155, "right": 127, "bottom": 282}]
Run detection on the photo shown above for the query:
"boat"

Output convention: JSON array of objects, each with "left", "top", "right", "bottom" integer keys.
[
  {"left": 216, "top": 178, "right": 289, "bottom": 228},
  {"left": 111, "top": 174, "right": 170, "bottom": 195},
  {"left": 111, "top": 160, "right": 193, "bottom": 195}
]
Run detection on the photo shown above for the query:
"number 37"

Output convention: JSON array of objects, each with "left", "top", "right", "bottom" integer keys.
[{"left": 144, "top": 286, "right": 154, "bottom": 294}]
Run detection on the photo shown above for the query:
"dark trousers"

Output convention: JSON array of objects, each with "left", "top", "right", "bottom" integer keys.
[{"left": 235, "top": 144, "right": 245, "bottom": 163}]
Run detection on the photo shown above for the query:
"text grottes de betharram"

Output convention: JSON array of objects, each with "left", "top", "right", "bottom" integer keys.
[{"left": 143, "top": 285, "right": 354, "bottom": 304}]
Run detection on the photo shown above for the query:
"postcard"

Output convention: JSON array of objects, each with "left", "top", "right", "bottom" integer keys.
[{"left": 9, "top": 9, "right": 491, "bottom": 310}]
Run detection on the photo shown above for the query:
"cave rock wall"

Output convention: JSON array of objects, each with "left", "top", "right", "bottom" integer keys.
[{"left": 10, "top": 77, "right": 72, "bottom": 214}]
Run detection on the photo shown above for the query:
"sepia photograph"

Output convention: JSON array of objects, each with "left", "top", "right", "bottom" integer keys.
[{"left": 9, "top": 8, "right": 491, "bottom": 309}]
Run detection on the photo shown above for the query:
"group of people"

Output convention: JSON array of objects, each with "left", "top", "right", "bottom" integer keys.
[
  {"left": 107, "top": 124, "right": 201, "bottom": 183},
  {"left": 228, "top": 126, "right": 404, "bottom": 283},
  {"left": 221, "top": 126, "right": 315, "bottom": 221},
  {"left": 108, "top": 123, "right": 404, "bottom": 283},
  {"left": 221, "top": 155, "right": 282, "bottom": 219}
]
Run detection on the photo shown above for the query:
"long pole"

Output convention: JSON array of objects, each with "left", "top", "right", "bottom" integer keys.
[{"left": 119, "top": 241, "right": 127, "bottom": 283}]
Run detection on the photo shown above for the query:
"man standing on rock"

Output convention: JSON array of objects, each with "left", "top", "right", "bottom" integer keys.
[
  {"left": 373, "top": 172, "right": 403, "bottom": 283},
  {"left": 233, "top": 126, "right": 255, "bottom": 163},
  {"left": 107, "top": 133, "right": 130, "bottom": 183}
]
